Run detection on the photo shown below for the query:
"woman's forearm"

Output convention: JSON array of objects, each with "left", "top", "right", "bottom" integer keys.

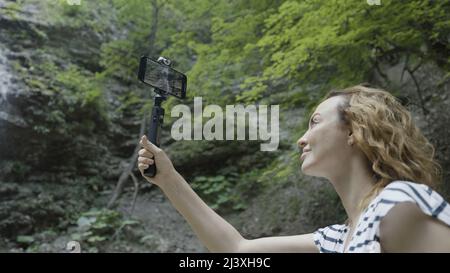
[{"left": 159, "top": 170, "right": 245, "bottom": 252}]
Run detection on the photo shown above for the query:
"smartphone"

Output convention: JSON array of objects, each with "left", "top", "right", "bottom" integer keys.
[{"left": 138, "top": 56, "right": 187, "bottom": 99}]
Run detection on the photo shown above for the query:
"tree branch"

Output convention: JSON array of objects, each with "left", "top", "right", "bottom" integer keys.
[
  {"left": 400, "top": 54, "right": 410, "bottom": 83},
  {"left": 107, "top": 111, "right": 147, "bottom": 209},
  {"left": 406, "top": 66, "right": 429, "bottom": 116},
  {"left": 129, "top": 172, "right": 140, "bottom": 214}
]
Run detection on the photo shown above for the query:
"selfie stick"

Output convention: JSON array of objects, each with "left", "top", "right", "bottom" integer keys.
[{"left": 144, "top": 57, "right": 171, "bottom": 177}]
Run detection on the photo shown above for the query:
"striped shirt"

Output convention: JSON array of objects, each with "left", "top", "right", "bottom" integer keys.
[{"left": 313, "top": 180, "right": 450, "bottom": 253}]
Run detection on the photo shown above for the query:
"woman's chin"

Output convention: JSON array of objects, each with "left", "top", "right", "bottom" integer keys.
[
  {"left": 300, "top": 159, "right": 317, "bottom": 175},
  {"left": 301, "top": 161, "right": 310, "bottom": 174}
]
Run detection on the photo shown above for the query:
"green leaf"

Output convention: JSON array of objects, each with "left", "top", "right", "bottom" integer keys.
[
  {"left": 87, "top": 236, "right": 107, "bottom": 243},
  {"left": 121, "top": 220, "right": 140, "bottom": 226},
  {"left": 16, "top": 236, "right": 35, "bottom": 244}
]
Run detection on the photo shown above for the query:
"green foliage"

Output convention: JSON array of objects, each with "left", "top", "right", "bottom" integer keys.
[
  {"left": 55, "top": 65, "right": 106, "bottom": 112},
  {"left": 96, "top": 0, "right": 450, "bottom": 137},
  {"left": 17, "top": 0, "right": 450, "bottom": 124},
  {"left": 99, "top": 0, "right": 181, "bottom": 83},
  {"left": 31, "top": 0, "right": 116, "bottom": 33},
  {"left": 4, "top": 161, "right": 32, "bottom": 181},
  {"left": 191, "top": 175, "right": 234, "bottom": 211},
  {"left": 116, "top": 92, "right": 142, "bottom": 113},
  {"left": 2, "top": 0, "right": 23, "bottom": 20},
  {"left": 71, "top": 209, "right": 140, "bottom": 250},
  {"left": 16, "top": 235, "right": 34, "bottom": 244},
  {"left": 85, "top": 175, "right": 105, "bottom": 192},
  {"left": 191, "top": 172, "right": 250, "bottom": 211},
  {"left": 165, "top": 0, "right": 449, "bottom": 109},
  {"left": 60, "top": 0, "right": 83, "bottom": 17},
  {"left": 25, "top": 61, "right": 109, "bottom": 137},
  {"left": 99, "top": 39, "right": 140, "bottom": 83},
  {"left": 184, "top": 1, "right": 280, "bottom": 105}
]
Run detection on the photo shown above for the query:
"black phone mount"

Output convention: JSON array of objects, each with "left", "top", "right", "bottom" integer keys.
[{"left": 143, "top": 57, "right": 171, "bottom": 177}]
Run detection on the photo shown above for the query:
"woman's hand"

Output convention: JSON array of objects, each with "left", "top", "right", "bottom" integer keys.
[{"left": 137, "top": 135, "right": 176, "bottom": 186}]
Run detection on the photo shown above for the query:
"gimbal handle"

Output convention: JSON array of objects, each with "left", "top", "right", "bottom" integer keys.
[{"left": 143, "top": 95, "right": 166, "bottom": 177}]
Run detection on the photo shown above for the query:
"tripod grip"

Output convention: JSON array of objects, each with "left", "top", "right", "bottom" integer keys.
[
  {"left": 143, "top": 104, "right": 164, "bottom": 178},
  {"left": 144, "top": 163, "right": 157, "bottom": 177}
]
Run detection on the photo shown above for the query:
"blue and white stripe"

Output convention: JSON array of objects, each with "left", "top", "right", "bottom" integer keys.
[{"left": 313, "top": 180, "right": 450, "bottom": 253}]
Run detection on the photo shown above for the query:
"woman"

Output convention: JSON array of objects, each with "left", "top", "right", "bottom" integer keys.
[{"left": 137, "top": 85, "right": 450, "bottom": 253}]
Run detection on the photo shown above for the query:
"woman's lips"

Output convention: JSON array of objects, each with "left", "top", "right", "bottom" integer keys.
[{"left": 300, "top": 151, "right": 310, "bottom": 161}]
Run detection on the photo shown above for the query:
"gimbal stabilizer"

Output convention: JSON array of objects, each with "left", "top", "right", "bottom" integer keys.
[{"left": 137, "top": 56, "right": 187, "bottom": 177}]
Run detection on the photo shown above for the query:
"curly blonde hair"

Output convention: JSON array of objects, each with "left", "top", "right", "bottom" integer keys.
[{"left": 324, "top": 85, "right": 442, "bottom": 210}]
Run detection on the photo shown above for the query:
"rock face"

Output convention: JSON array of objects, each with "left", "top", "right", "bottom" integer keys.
[
  {"left": 0, "top": 0, "right": 123, "bottom": 240},
  {"left": 0, "top": 44, "right": 28, "bottom": 160},
  {"left": 0, "top": 1, "right": 193, "bottom": 250}
]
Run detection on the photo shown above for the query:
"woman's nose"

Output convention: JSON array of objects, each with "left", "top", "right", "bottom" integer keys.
[{"left": 297, "top": 135, "right": 307, "bottom": 148}]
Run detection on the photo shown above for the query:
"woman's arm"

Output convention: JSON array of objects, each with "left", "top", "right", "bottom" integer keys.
[
  {"left": 138, "top": 135, "right": 318, "bottom": 253},
  {"left": 380, "top": 202, "right": 450, "bottom": 252},
  {"left": 158, "top": 170, "right": 244, "bottom": 252}
]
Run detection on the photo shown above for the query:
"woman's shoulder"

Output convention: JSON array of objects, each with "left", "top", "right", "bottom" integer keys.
[
  {"left": 373, "top": 181, "right": 450, "bottom": 252},
  {"left": 345, "top": 180, "right": 450, "bottom": 252},
  {"left": 383, "top": 180, "right": 432, "bottom": 193},
  {"left": 377, "top": 180, "right": 445, "bottom": 210},
  {"left": 368, "top": 180, "right": 450, "bottom": 224}
]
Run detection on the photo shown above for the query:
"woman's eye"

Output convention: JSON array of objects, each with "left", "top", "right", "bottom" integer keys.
[{"left": 310, "top": 118, "right": 319, "bottom": 126}]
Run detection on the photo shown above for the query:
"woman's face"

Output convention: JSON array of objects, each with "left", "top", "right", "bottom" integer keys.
[{"left": 297, "top": 96, "right": 354, "bottom": 179}]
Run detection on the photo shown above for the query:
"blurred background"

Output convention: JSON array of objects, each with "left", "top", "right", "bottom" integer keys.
[{"left": 0, "top": 0, "right": 448, "bottom": 252}]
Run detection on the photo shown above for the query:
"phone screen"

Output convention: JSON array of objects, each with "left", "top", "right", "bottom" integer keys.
[{"left": 138, "top": 56, "right": 187, "bottom": 99}]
